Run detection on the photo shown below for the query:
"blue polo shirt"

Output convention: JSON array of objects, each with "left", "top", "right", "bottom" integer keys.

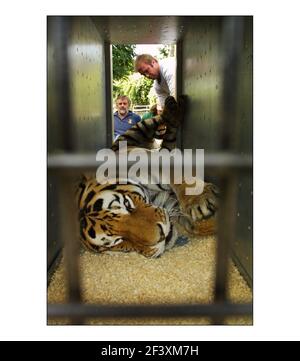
[{"left": 114, "top": 111, "right": 141, "bottom": 140}]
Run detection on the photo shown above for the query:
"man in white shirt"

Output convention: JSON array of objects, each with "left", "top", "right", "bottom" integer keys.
[{"left": 134, "top": 54, "right": 176, "bottom": 110}]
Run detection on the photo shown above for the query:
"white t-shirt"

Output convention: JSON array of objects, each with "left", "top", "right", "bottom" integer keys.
[{"left": 153, "top": 57, "right": 176, "bottom": 108}]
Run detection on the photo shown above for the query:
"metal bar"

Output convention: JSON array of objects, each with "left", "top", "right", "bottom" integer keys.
[
  {"left": 59, "top": 175, "right": 83, "bottom": 324},
  {"left": 47, "top": 152, "right": 252, "bottom": 172},
  {"left": 50, "top": 17, "right": 82, "bottom": 323},
  {"left": 104, "top": 42, "right": 113, "bottom": 148},
  {"left": 213, "top": 17, "right": 245, "bottom": 325},
  {"left": 214, "top": 175, "right": 238, "bottom": 323},
  {"left": 220, "top": 16, "right": 244, "bottom": 150},
  {"left": 48, "top": 302, "right": 252, "bottom": 320},
  {"left": 176, "top": 39, "right": 183, "bottom": 150},
  {"left": 51, "top": 16, "right": 75, "bottom": 152}
]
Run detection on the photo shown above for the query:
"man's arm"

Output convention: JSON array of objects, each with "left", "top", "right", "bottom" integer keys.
[
  {"left": 165, "top": 67, "right": 176, "bottom": 97},
  {"left": 155, "top": 58, "right": 176, "bottom": 107},
  {"left": 154, "top": 82, "right": 169, "bottom": 108}
]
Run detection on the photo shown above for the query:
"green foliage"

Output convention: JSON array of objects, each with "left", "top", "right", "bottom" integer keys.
[
  {"left": 113, "top": 75, "right": 153, "bottom": 106},
  {"left": 158, "top": 44, "right": 176, "bottom": 59},
  {"left": 112, "top": 45, "right": 136, "bottom": 80},
  {"left": 158, "top": 45, "right": 170, "bottom": 58}
]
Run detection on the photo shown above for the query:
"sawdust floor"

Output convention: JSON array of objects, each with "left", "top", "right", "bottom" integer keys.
[{"left": 48, "top": 234, "right": 252, "bottom": 325}]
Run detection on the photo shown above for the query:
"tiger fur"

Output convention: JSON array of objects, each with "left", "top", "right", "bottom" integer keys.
[{"left": 78, "top": 96, "right": 218, "bottom": 258}]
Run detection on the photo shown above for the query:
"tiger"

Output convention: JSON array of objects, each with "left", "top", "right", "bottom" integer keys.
[{"left": 78, "top": 96, "right": 219, "bottom": 258}]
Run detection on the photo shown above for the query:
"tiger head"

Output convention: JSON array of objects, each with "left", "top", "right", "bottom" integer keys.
[{"left": 77, "top": 176, "right": 177, "bottom": 258}]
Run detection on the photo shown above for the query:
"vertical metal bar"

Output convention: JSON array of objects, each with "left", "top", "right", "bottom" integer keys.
[
  {"left": 51, "top": 16, "right": 76, "bottom": 151},
  {"left": 104, "top": 42, "right": 113, "bottom": 147},
  {"left": 59, "top": 176, "right": 82, "bottom": 304},
  {"left": 176, "top": 40, "right": 183, "bottom": 150},
  {"left": 213, "top": 17, "right": 244, "bottom": 324},
  {"left": 214, "top": 174, "right": 238, "bottom": 322},
  {"left": 57, "top": 174, "right": 83, "bottom": 325},
  {"left": 220, "top": 16, "right": 244, "bottom": 150},
  {"left": 48, "top": 16, "right": 82, "bottom": 324}
]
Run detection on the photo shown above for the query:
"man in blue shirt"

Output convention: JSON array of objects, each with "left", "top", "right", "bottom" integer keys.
[{"left": 114, "top": 95, "right": 141, "bottom": 140}]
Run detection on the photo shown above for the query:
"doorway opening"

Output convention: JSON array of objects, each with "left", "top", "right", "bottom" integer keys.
[{"left": 111, "top": 43, "right": 177, "bottom": 142}]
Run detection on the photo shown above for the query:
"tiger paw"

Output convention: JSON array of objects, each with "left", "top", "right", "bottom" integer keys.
[
  {"left": 181, "top": 183, "right": 219, "bottom": 222},
  {"left": 161, "top": 96, "right": 181, "bottom": 126}
]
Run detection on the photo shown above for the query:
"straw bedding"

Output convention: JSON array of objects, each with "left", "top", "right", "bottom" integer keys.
[{"left": 48, "top": 233, "right": 252, "bottom": 325}]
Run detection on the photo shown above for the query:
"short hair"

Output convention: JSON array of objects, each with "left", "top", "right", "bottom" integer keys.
[
  {"left": 115, "top": 95, "right": 131, "bottom": 107},
  {"left": 134, "top": 54, "right": 157, "bottom": 72}
]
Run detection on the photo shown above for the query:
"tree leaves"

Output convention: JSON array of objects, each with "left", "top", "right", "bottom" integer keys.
[{"left": 112, "top": 45, "right": 136, "bottom": 80}]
